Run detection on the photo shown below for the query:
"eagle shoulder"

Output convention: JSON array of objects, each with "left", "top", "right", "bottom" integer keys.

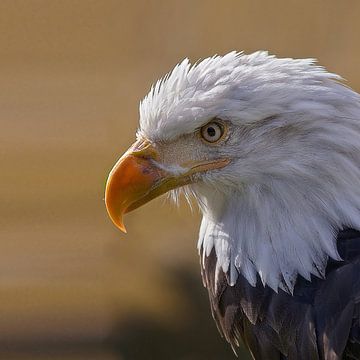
[{"left": 200, "top": 228, "right": 360, "bottom": 359}]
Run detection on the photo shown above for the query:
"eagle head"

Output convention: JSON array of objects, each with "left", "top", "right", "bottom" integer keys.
[{"left": 105, "top": 51, "right": 360, "bottom": 293}]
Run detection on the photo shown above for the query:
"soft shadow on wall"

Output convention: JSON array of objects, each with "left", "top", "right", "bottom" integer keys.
[{"left": 106, "top": 267, "right": 251, "bottom": 360}]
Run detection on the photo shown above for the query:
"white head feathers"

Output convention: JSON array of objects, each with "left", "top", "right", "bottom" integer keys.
[{"left": 139, "top": 51, "right": 360, "bottom": 293}]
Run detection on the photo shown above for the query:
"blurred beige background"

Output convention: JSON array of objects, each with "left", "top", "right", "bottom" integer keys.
[{"left": 1, "top": 1, "right": 360, "bottom": 359}]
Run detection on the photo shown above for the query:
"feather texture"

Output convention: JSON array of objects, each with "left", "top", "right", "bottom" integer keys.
[
  {"left": 200, "top": 228, "right": 360, "bottom": 359},
  {"left": 137, "top": 51, "right": 360, "bottom": 357},
  {"left": 139, "top": 51, "right": 360, "bottom": 292}
]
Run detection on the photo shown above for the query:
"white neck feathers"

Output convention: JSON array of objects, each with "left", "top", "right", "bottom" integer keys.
[{"left": 198, "top": 108, "right": 360, "bottom": 293}]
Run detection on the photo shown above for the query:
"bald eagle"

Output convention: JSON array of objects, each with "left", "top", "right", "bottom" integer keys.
[{"left": 105, "top": 51, "right": 360, "bottom": 359}]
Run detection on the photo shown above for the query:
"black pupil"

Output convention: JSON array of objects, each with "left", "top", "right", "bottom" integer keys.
[{"left": 207, "top": 126, "right": 216, "bottom": 137}]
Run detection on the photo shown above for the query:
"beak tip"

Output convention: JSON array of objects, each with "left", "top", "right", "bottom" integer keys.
[
  {"left": 106, "top": 206, "right": 127, "bottom": 233},
  {"left": 105, "top": 200, "right": 127, "bottom": 235},
  {"left": 118, "top": 222, "right": 127, "bottom": 234}
]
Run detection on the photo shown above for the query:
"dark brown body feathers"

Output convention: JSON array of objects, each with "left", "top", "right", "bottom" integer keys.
[{"left": 201, "top": 229, "right": 360, "bottom": 359}]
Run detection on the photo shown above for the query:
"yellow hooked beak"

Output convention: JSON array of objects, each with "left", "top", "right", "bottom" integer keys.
[{"left": 105, "top": 138, "right": 230, "bottom": 232}]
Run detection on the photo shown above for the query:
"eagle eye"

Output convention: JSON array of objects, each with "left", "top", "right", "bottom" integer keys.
[{"left": 200, "top": 121, "right": 226, "bottom": 144}]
